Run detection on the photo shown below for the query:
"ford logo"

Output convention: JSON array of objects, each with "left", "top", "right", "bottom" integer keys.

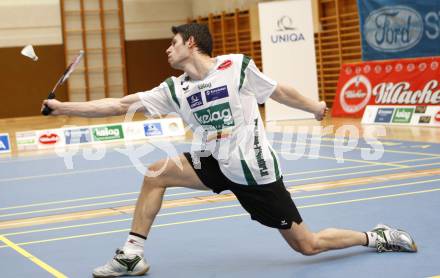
[{"left": 364, "top": 6, "right": 423, "bottom": 52}]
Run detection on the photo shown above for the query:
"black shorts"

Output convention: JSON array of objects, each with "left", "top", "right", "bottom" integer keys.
[{"left": 183, "top": 152, "right": 303, "bottom": 229}]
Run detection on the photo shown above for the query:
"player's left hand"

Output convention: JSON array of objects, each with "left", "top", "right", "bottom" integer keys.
[{"left": 314, "top": 101, "right": 328, "bottom": 121}]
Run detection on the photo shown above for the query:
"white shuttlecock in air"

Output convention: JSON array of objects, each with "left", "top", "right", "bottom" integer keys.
[{"left": 21, "top": 45, "right": 38, "bottom": 61}]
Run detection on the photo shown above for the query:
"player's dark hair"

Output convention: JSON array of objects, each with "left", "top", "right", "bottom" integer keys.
[{"left": 171, "top": 23, "right": 212, "bottom": 57}]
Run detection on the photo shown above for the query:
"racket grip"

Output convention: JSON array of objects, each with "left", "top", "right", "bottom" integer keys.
[{"left": 42, "top": 92, "right": 56, "bottom": 116}]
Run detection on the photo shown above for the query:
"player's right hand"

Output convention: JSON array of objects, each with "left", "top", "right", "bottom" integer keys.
[{"left": 41, "top": 99, "right": 62, "bottom": 115}]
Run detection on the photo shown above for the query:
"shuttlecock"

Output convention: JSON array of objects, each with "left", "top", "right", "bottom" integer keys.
[{"left": 21, "top": 45, "right": 38, "bottom": 61}]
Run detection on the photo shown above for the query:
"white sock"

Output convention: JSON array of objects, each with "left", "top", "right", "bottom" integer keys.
[
  {"left": 123, "top": 233, "right": 145, "bottom": 256},
  {"left": 366, "top": 231, "right": 378, "bottom": 248}
]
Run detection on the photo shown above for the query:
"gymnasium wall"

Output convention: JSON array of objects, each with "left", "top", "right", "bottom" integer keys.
[
  {"left": 0, "top": 0, "right": 66, "bottom": 118},
  {"left": 0, "top": 0, "right": 322, "bottom": 118}
]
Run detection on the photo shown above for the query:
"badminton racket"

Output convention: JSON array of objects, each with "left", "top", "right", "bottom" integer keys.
[{"left": 42, "top": 50, "right": 84, "bottom": 115}]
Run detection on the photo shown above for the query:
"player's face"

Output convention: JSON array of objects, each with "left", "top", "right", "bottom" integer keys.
[{"left": 166, "top": 34, "right": 190, "bottom": 69}]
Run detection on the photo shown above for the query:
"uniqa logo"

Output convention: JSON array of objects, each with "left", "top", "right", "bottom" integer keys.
[
  {"left": 271, "top": 15, "right": 305, "bottom": 44},
  {"left": 364, "top": 6, "right": 423, "bottom": 52}
]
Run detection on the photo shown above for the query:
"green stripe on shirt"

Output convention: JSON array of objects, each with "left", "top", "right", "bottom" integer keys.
[
  {"left": 165, "top": 77, "right": 180, "bottom": 108},
  {"left": 239, "top": 55, "right": 251, "bottom": 91},
  {"left": 239, "top": 147, "right": 257, "bottom": 185}
]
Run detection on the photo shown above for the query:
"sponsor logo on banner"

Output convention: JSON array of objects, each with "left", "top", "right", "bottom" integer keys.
[
  {"left": 358, "top": 1, "right": 440, "bottom": 60},
  {"left": 0, "top": 134, "right": 10, "bottom": 153},
  {"left": 144, "top": 123, "right": 163, "bottom": 137},
  {"left": 124, "top": 123, "right": 145, "bottom": 140},
  {"left": 186, "top": 92, "right": 203, "bottom": 109},
  {"left": 92, "top": 125, "right": 124, "bottom": 141},
  {"left": 193, "top": 102, "right": 235, "bottom": 130},
  {"left": 418, "top": 116, "right": 431, "bottom": 124},
  {"left": 39, "top": 133, "right": 60, "bottom": 145},
  {"left": 375, "top": 108, "right": 394, "bottom": 123},
  {"left": 333, "top": 56, "right": 440, "bottom": 117},
  {"left": 16, "top": 131, "right": 37, "bottom": 149},
  {"left": 392, "top": 108, "right": 414, "bottom": 123},
  {"left": 372, "top": 80, "right": 440, "bottom": 105},
  {"left": 65, "top": 128, "right": 91, "bottom": 144},
  {"left": 415, "top": 106, "right": 427, "bottom": 113},
  {"left": 436, "top": 111, "right": 440, "bottom": 123},
  {"left": 339, "top": 75, "right": 372, "bottom": 113},
  {"left": 364, "top": 6, "right": 424, "bottom": 53},
  {"left": 217, "top": 60, "right": 232, "bottom": 70},
  {"left": 205, "top": 86, "right": 229, "bottom": 102},
  {"left": 271, "top": 16, "right": 305, "bottom": 43},
  {"left": 168, "top": 122, "right": 179, "bottom": 132}
]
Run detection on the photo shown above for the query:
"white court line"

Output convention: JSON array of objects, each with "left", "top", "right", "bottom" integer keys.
[
  {"left": 1, "top": 158, "right": 440, "bottom": 214},
  {"left": 2, "top": 177, "right": 440, "bottom": 237},
  {"left": 1, "top": 186, "right": 439, "bottom": 249}
]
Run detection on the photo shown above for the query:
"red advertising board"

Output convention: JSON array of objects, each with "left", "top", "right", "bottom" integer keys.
[{"left": 332, "top": 56, "right": 440, "bottom": 117}]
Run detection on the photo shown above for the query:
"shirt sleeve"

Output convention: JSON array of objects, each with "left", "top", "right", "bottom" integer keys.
[
  {"left": 241, "top": 58, "right": 278, "bottom": 104},
  {"left": 136, "top": 83, "right": 176, "bottom": 116}
]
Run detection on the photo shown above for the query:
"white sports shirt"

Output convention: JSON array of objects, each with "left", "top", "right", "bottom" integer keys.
[{"left": 137, "top": 54, "right": 282, "bottom": 185}]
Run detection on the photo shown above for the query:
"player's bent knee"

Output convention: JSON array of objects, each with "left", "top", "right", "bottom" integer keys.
[{"left": 296, "top": 237, "right": 319, "bottom": 256}]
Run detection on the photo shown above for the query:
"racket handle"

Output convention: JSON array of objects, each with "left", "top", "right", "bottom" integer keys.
[{"left": 42, "top": 92, "right": 56, "bottom": 116}]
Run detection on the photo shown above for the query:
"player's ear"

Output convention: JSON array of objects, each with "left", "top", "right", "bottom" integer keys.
[{"left": 187, "top": 36, "right": 196, "bottom": 48}]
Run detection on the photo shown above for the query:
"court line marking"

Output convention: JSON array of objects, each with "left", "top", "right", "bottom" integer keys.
[
  {"left": 278, "top": 151, "right": 406, "bottom": 168},
  {"left": 283, "top": 161, "right": 440, "bottom": 183},
  {"left": 0, "top": 235, "right": 67, "bottom": 278},
  {"left": 2, "top": 177, "right": 439, "bottom": 237},
  {"left": 0, "top": 190, "right": 205, "bottom": 219},
  {"left": 2, "top": 140, "right": 439, "bottom": 183},
  {"left": 282, "top": 156, "right": 440, "bottom": 177},
  {"left": 1, "top": 187, "right": 439, "bottom": 249},
  {"left": 2, "top": 163, "right": 439, "bottom": 218},
  {"left": 0, "top": 158, "right": 440, "bottom": 213},
  {"left": 1, "top": 168, "right": 439, "bottom": 225},
  {"left": 271, "top": 139, "right": 440, "bottom": 158},
  {"left": 1, "top": 155, "right": 438, "bottom": 213},
  {"left": 0, "top": 187, "right": 183, "bottom": 212}
]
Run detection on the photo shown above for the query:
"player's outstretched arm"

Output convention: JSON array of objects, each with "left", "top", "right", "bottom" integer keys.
[
  {"left": 270, "top": 83, "right": 328, "bottom": 121},
  {"left": 41, "top": 93, "right": 144, "bottom": 118}
]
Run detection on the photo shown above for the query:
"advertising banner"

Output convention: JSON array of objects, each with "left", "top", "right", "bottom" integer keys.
[
  {"left": 36, "top": 129, "right": 66, "bottom": 149},
  {"left": 16, "top": 131, "right": 38, "bottom": 150},
  {"left": 358, "top": 0, "right": 440, "bottom": 60},
  {"left": 15, "top": 118, "right": 186, "bottom": 151},
  {"left": 332, "top": 56, "right": 440, "bottom": 118},
  {"left": 0, "top": 133, "right": 11, "bottom": 153},
  {"left": 259, "top": 0, "right": 319, "bottom": 121},
  {"left": 362, "top": 105, "right": 440, "bottom": 126}
]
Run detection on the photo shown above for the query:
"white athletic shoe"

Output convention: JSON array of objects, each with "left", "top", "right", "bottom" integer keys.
[
  {"left": 371, "top": 224, "right": 418, "bottom": 253},
  {"left": 92, "top": 249, "right": 150, "bottom": 277}
]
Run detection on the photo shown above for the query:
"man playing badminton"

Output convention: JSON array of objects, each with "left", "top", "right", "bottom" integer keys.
[{"left": 42, "top": 23, "right": 417, "bottom": 278}]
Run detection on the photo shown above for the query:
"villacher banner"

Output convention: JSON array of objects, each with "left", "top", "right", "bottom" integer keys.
[{"left": 332, "top": 56, "right": 440, "bottom": 118}]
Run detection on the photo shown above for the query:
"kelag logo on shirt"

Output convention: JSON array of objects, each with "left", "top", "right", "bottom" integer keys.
[
  {"left": 205, "top": 85, "right": 229, "bottom": 102},
  {"left": 186, "top": 92, "right": 203, "bottom": 109},
  {"left": 193, "top": 102, "right": 235, "bottom": 130}
]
